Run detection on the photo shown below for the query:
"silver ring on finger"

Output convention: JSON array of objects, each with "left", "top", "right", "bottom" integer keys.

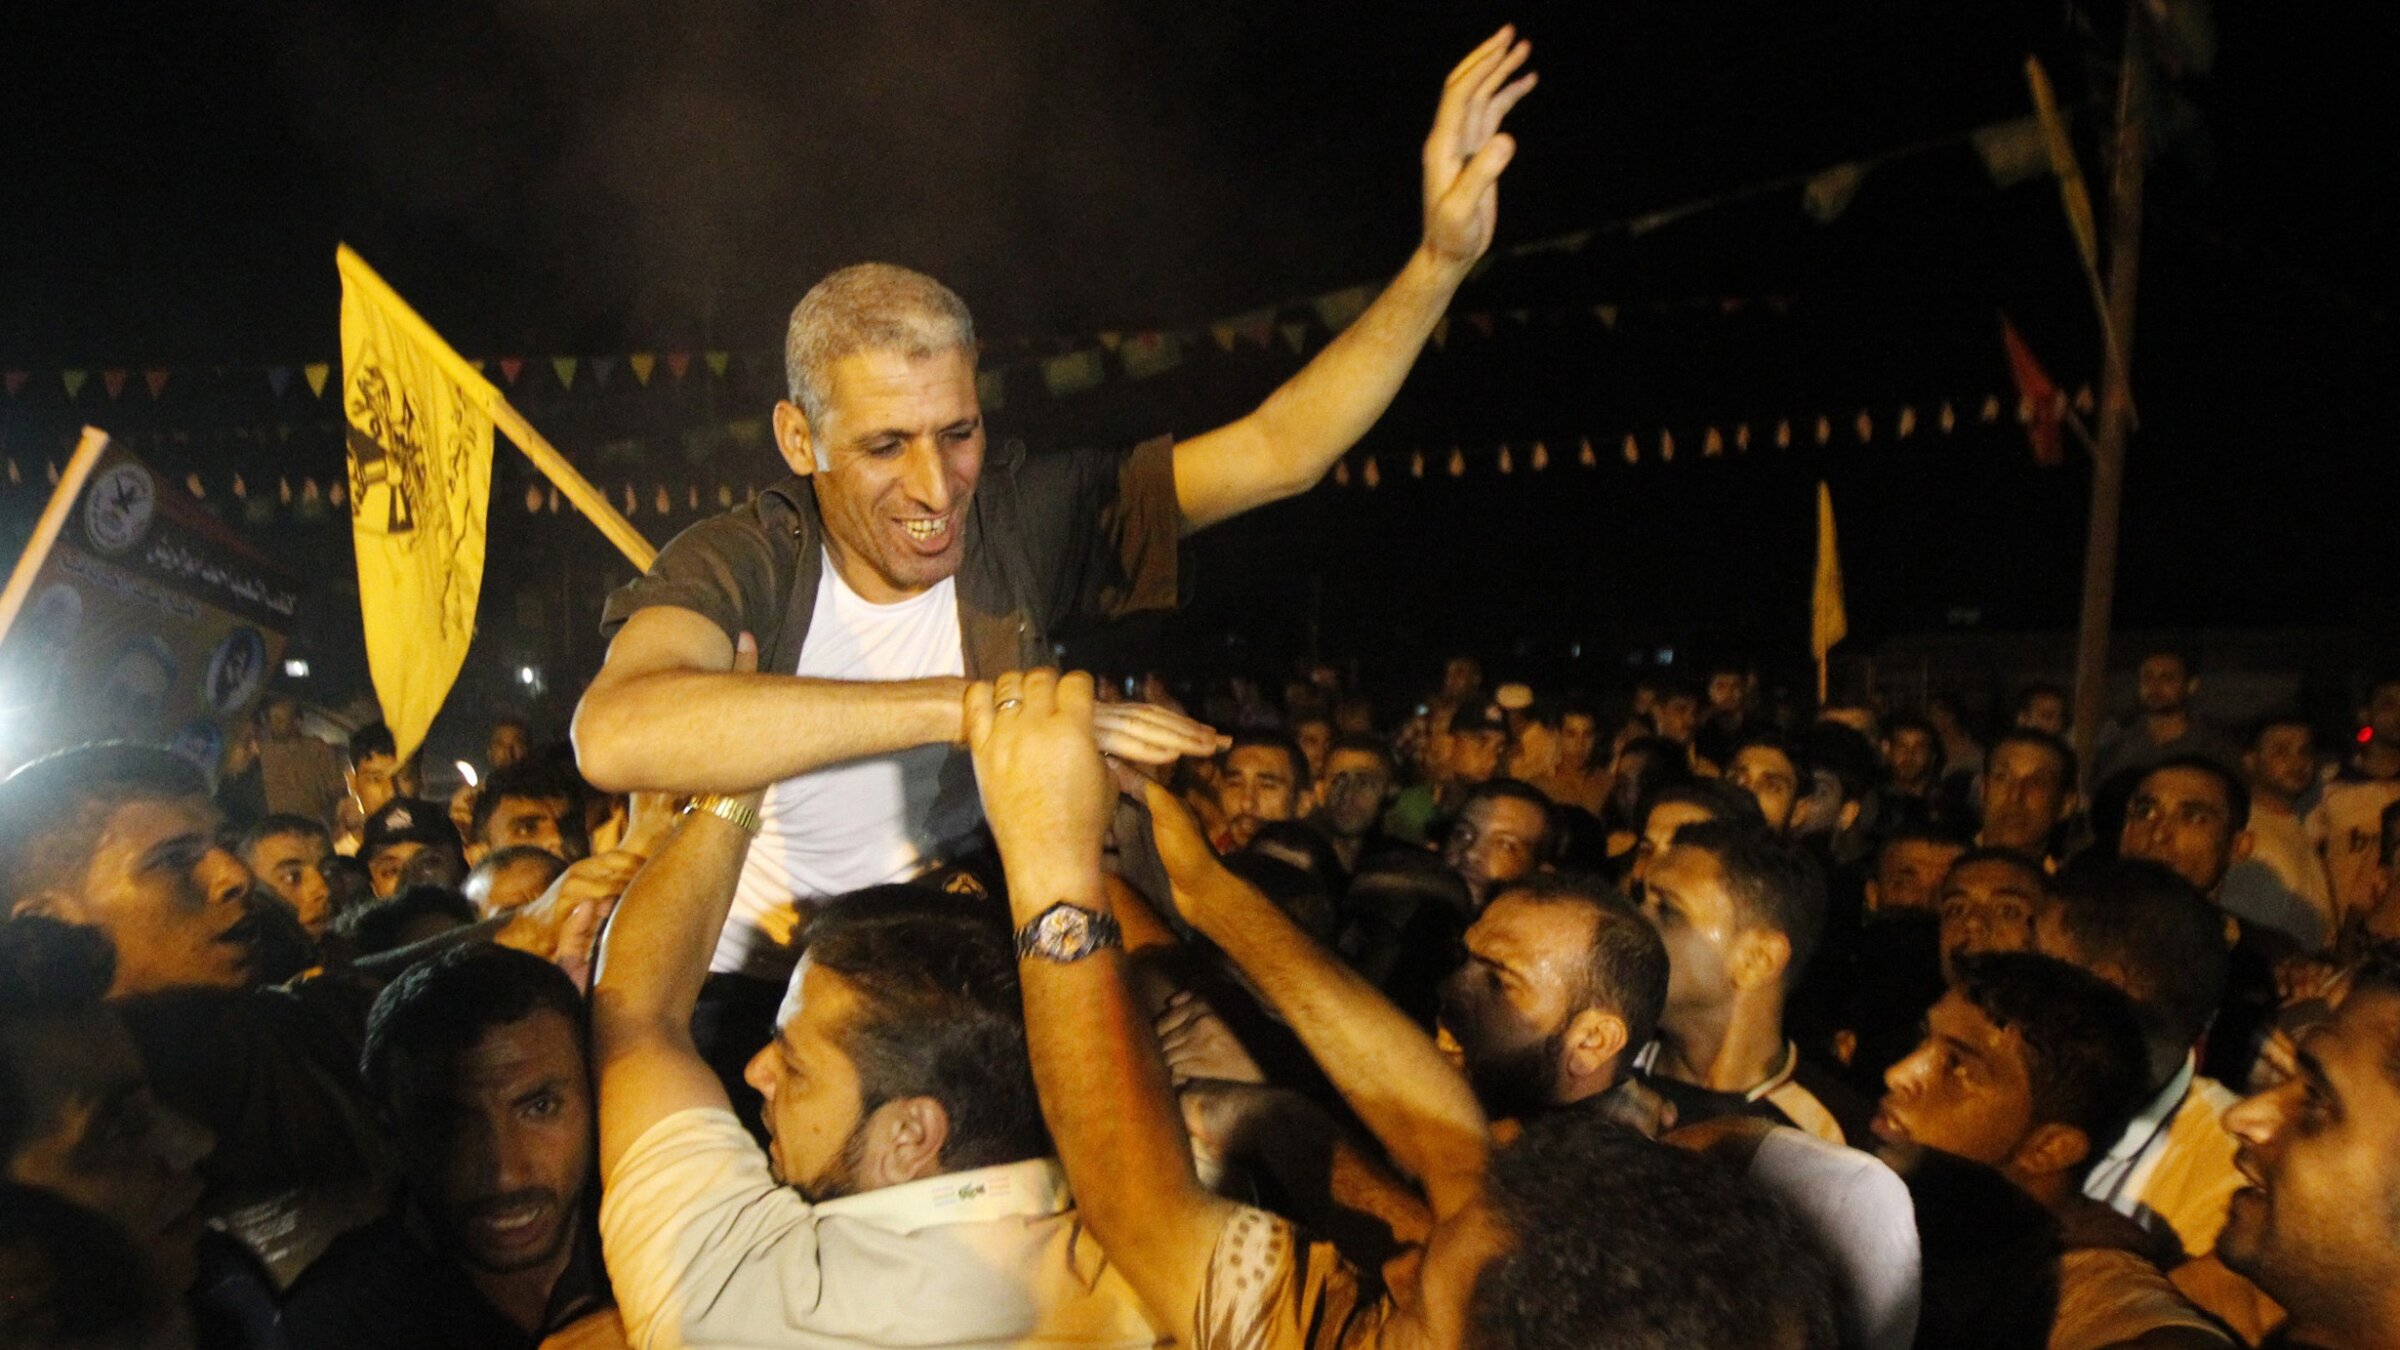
[{"left": 995, "top": 698, "right": 1024, "bottom": 712}]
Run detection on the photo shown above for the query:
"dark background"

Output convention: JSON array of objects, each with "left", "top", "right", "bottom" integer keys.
[{"left": 4, "top": 0, "right": 2394, "bottom": 740}]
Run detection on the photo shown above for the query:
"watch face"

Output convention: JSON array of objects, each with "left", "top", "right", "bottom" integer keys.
[
  {"left": 84, "top": 462, "right": 156, "bottom": 555},
  {"left": 1039, "top": 906, "right": 1093, "bottom": 955}
]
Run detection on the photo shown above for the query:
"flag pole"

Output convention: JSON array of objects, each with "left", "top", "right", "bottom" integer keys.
[
  {"left": 2068, "top": 8, "right": 2152, "bottom": 784},
  {"left": 0, "top": 427, "right": 110, "bottom": 645},
  {"left": 488, "top": 401, "right": 657, "bottom": 572}
]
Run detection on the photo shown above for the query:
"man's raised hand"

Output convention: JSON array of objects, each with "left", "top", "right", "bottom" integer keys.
[
  {"left": 963, "top": 670, "right": 1116, "bottom": 877},
  {"left": 1421, "top": 26, "right": 1537, "bottom": 272}
]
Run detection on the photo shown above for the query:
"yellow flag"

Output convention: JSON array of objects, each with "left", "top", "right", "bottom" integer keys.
[
  {"left": 1811, "top": 480, "right": 1847, "bottom": 664},
  {"left": 337, "top": 245, "right": 497, "bottom": 764}
]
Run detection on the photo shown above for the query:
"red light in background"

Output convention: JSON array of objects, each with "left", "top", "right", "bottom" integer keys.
[{"left": 2359, "top": 727, "right": 2375, "bottom": 745}]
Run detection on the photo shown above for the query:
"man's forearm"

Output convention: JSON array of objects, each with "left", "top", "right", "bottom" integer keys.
[
  {"left": 1179, "top": 864, "right": 1489, "bottom": 1214},
  {"left": 575, "top": 670, "right": 965, "bottom": 794},
  {"left": 1006, "top": 859, "right": 1219, "bottom": 1338},
  {"left": 1174, "top": 247, "right": 1468, "bottom": 532},
  {"left": 590, "top": 809, "right": 756, "bottom": 1041}
]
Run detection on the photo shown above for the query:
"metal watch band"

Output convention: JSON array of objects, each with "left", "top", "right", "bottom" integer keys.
[{"left": 683, "top": 794, "right": 762, "bottom": 835}]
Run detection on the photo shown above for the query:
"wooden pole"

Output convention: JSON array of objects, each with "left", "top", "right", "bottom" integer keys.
[
  {"left": 0, "top": 427, "right": 110, "bottom": 645},
  {"left": 490, "top": 399, "right": 657, "bottom": 572},
  {"left": 2068, "top": 11, "right": 2152, "bottom": 782}
]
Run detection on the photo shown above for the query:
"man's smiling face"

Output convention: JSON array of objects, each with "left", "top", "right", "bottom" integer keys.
[{"left": 789, "top": 346, "right": 985, "bottom": 604}]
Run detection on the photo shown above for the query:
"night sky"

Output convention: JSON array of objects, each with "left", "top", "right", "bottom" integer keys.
[{"left": 4, "top": 1, "right": 2396, "bottom": 727}]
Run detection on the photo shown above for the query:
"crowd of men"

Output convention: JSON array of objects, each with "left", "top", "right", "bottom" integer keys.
[{"left": 10, "top": 26, "right": 2400, "bottom": 1350}]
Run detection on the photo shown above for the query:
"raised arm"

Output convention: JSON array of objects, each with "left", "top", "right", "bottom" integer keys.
[
  {"left": 1142, "top": 779, "right": 1491, "bottom": 1218},
  {"left": 1172, "top": 27, "right": 1536, "bottom": 531},
  {"left": 966, "top": 669, "right": 1233, "bottom": 1345},
  {"left": 572, "top": 606, "right": 966, "bottom": 794}
]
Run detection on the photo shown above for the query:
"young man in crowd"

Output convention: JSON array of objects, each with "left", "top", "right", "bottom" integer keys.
[
  {"left": 1870, "top": 951, "right": 2230, "bottom": 1349},
  {"left": 1435, "top": 872, "right": 1666, "bottom": 1123},
  {"left": 1725, "top": 730, "right": 1809, "bottom": 834},
  {"left": 238, "top": 811, "right": 339, "bottom": 935},
  {"left": 2307, "top": 674, "right": 2400, "bottom": 932},
  {"left": 462, "top": 845, "right": 568, "bottom": 919},
  {"left": 1865, "top": 821, "right": 1971, "bottom": 917},
  {"left": 361, "top": 795, "right": 464, "bottom": 901},
  {"left": 2091, "top": 649, "right": 2241, "bottom": 791},
  {"left": 1636, "top": 818, "right": 1873, "bottom": 1144},
  {"left": 1694, "top": 663, "right": 1760, "bottom": 769},
  {"left": 255, "top": 693, "right": 346, "bottom": 824},
  {"left": 1627, "top": 776, "right": 1766, "bottom": 885},
  {"left": 1304, "top": 733, "right": 1398, "bottom": 873},
  {"left": 0, "top": 915, "right": 215, "bottom": 1316},
  {"left": 1436, "top": 777, "right": 1556, "bottom": 911},
  {"left": 1289, "top": 710, "right": 1334, "bottom": 785},
  {"left": 1214, "top": 730, "right": 1307, "bottom": 853},
  {"left": 968, "top": 664, "right": 1840, "bottom": 1350},
  {"left": 2225, "top": 712, "right": 2336, "bottom": 952},
  {"left": 1878, "top": 713, "right": 1950, "bottom": 826},
  {"left": 2217, "top": 944, "right": 2400, "bottom": 1349},
  {"left": 464, "top": 761, "right": 583, "bottom": 866},
  {"left": 1526, "top": 702, "right": 1609, "bottom": 816},
  {"left": 343, "top": 722, "right": 416, "bottom": 844},
  {"left": 1978, "top": 728, "right": 2079, "bottom": 861},
  {"left": 1387, "top": 702, "right": 1510, "bottom": 846},
  {"left": 285, "top": 944, "right": 618, "bottom": 1347},
  {"left": 2017, "top": 682, "right": 2071, "bottom": 739},
  {"left": 1935, "top": 847, "right": 2050, "bottom": 982}
]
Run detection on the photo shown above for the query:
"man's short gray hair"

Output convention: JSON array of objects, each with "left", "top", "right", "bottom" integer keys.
[{"left": 782, "top": 263, "right": 977, "bottom": 436}]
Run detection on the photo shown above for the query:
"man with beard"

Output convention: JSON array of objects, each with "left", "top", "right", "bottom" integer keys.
[
  {"left": 1979, "top": 728, "right": 2079, "bottom": 862},
  {"left": 590, "top": 790, "right": 1155, "bottom": 1346},
  {"left": 1305, "top": 734, "right": 1398, "bottom": 873},
  {"left": 2091, "top": 649, "right": 2240, "bottom": 792},
  {"left": 1434, "top": 873, "right": 1665, "bottom": 1122},
  {"left": 2217, "top": 944, "right": 2400, "bottom": 1349},
  {"left": 1213, "top": 730, "right": 1306, "bottom": 853},
  {"left": 285, "top": 944, "right": 618, "bottom": 1348}
]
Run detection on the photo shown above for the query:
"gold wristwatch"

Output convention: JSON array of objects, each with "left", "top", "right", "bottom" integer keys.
[{"left": 682, "top": 794, "right": 762, "bottom": 835}]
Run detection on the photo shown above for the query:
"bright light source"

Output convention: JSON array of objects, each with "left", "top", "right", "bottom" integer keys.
[
  {"left": 517, "top": 665, "right": 539, "bottom": 686},
  {"left": 282, "top": 658, "right": 310, "bottom": 678},
  {"left": 455, "top": 759, "right": 479, "bottom": 788}
]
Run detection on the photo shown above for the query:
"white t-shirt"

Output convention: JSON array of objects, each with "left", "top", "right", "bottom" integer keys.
[{"left": 713, "top": 553, "right": 984, "bottom": 974}]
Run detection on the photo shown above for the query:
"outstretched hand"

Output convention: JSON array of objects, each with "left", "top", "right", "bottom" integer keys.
[
  {"left": 1421, "top": 26, "right": 1537, "bottom": 271},
  {"left": 1093, "top": 699, "right": 1227, "bottom": 766},
  {"left": 963, "top": 670, "right": 1116, "bottom": 883}
]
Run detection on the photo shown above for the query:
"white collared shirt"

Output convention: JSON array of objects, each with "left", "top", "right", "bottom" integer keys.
[{"left": 601, "top": 1107, "right": 1161, "bottom": 1349}]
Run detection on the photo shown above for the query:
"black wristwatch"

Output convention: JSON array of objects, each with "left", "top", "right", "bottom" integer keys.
[{"left": 1015, "top": 902, "right": 1124, "bottom": 963}]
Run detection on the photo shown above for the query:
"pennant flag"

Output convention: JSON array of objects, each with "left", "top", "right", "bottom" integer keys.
[
  {"left": 1775, "top": 419, "right": 1793, "bottom": 449},
  {"left": 1496, "top": 445, "right": 1513, "bottom": 474},
  {"left": 1980, "top": 394, "right": 2002, "bottom": 422},
  {"left": 2025, "top": 59, "right": 2103, "bottom": 298},
  {"left": 1578, "top": 437, "right": 1597, "bottom": 468},
  {"left": 1939, "top": 401, "right": 1957, "bottom": 433},
  {"left": 1897, "top": 406, "right": 1918, "bottom": 439},
  {"left": 144, "top": 369, "right": 170, "bottom": 399},
  {"left": 1703, "top": 427, "right": 1725, "bottom": 457},
  {"left": 2000, "top": 315, "right": 2065, "bottom": 465},
  {"left": 2073, "top": 383, "right": 2096, "bottom": 415},
  {"left": 1278, "top": 321, "right": 1310, "bottom": 354},
  {"left": 664, "top": 352, "right": 692, "bottom": 382},
  {"left": 1621, "top": 433, "right": 1639, "bottom": 465},
  {"left": 1735, "top": 423, "right": 1753, "bottom": 452},
  {"left": 1312, "top": 284, "right": 1375, "bottom": 333},
  {"left": 1854, "top": 410, "right": 1874, "bottom": 443},
  {"left": 553, "top": 356, "right": 579, "bottom": 390},
  {"left": 337, "top": 244, "right": 499, "bottom": 764},
  {"left": 1530, "top": 441, "right": 1549, "bottom": 471},
  {"left": 1802, "top": 161, "right": 1868, "bottom": 224},
  {"left": 1813, "top": 415, "right": 1832, "bottom": 446},
  {"left": 1410, "top": 452, "right": 1425, "bottom": 479},
  {"left": 705, "top": 351, "right": 730, "bottom": 378},
  {"left": 1363, "top": 457, "right": 1381, "bottom": 489},
  {"left": 1209, "top": 322, "right": 1240, "bottom": 353},
  {"left": 976, "top": 369, "right": 1007, "bottom": 411},
  {"left": 494, "top": 357, "right": 524, "bottom": 387},
  {"left": 1333, "top": 461, "right": 1351, "bottom": 487},
  {"left": 1659, "top": 429, "right": 1676, "bottom": 462},
  {"left": 1811, "top": 480, "right": 1848, "bottom": 700},
  {"left": 655, "top": 486, "right": 671, "bottom": 515},
  {"left": 265, "top": 366, "right": 293, "bottom": 397},
  {"left": 304, "top": 363, "right": 331, "bottom": 397},
  {"left": 1594, "top": 304, "right": 1618, "bottom": 329},
  {"left": 1120, "top": 331, "right": 1183, "bottom": 381},
  {"left": 1446, "top": 447, "right": 1465, "bottom": 477},
  {"left": 1098, "top": 332, "right": 1124, "bottom": 353},
  {"left": 629, "top": 352, "right": 657, "bottom": 385},
  {"left": 1040, "top": 349, "right": 1105, "bottom": 398},
  {"left": 1234, "top": 309, "right": 1275, "bottom": 348},
  {"left": 186, "top": 474, "right": 205, "bottom": 498},
  {"left": 591, "top": 356, "right": 616, "bottom": 388},
  {"left": 62, "top": 371, "right": 88, "bottom": 401},
  {"left": 102, "top": 370, "right": 128, "bottom": 400}
]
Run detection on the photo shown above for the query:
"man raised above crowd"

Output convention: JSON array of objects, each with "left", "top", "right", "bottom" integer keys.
[{"left": 573, "top": 25, "right": 1538, "bottom": 975}]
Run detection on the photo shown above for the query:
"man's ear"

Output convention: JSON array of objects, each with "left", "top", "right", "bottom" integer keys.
[
  {"left": 773, "top": 400, "right": 821, "bottom": 478},
  {"left": 1730, "top": 928, "right": 1792, "bottom": 993},
  {"left": 9, "top": 890, "right": 90, "bottom": 925},
  {"left": 861, "top": 1096, "right": 952, "bottom": 1189},
  {"left": 2008, "top": 1121, "right": 2092, "bottom": 1179},
  {"left": 1563, "top": 1008, "right": 1630, "bottom": 1083}
]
